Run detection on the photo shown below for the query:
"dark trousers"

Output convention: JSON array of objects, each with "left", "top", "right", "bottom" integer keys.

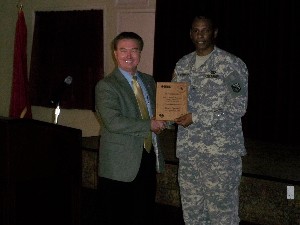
[{"left": 98, "top": 149, "right": 157, "bottom": 225}]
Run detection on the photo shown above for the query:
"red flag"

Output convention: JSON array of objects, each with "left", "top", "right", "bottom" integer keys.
[{"left": 9, "top": 9, "right": 32, "bottom": 119}]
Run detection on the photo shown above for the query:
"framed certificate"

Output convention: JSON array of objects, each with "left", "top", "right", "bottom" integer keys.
[{"left": 155, "top": 82, "right": 188, "bottom": 121}]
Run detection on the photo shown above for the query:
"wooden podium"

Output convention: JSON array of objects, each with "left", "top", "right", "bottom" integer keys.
[{"left": 0, "top": 117, "right": 82, "bottom": 225}]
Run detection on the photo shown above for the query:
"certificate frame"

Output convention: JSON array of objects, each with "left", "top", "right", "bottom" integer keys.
[{"left": 155, "top": 82, "right": 188, "bottom": 121}]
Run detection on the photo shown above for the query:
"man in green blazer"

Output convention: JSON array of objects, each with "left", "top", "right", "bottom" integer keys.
[{"left": 95, "top": 32, "right": 166, "bottom": 225}]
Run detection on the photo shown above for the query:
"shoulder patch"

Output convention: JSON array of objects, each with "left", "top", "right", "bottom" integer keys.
[
  {"left": 224, "top": 71, "right": 245, "bottom": 97},
  {"left": 231, "top": 82, "right": 241, "bottom": 93}
]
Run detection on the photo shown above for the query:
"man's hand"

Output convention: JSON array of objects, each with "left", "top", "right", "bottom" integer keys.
[
  {"left": 151, "top": 118, "right": 167, "bottom": 134},
  {"left": 174, "top": 113, "right": 193, "bottom": 128}
]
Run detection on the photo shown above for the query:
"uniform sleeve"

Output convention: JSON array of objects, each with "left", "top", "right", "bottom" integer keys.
[{"left": 214, "top": 59, "right": 249, "bottom": 124}]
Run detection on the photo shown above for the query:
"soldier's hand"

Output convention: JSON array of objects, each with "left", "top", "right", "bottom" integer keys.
[{"left": 174, "top": 113, "right": 193, "bottom": 128}]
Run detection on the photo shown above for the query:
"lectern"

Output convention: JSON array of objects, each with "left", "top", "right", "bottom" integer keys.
[{"left": 0, "top": 117, "right": 82, "bottom": 225}]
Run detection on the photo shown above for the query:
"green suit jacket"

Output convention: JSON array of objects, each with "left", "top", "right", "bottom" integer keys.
[{"left": 95, "top": 68, "right": 165, "bottom": 182}]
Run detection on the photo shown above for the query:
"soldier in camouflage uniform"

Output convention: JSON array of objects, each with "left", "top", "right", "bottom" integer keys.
[{"left": 172, "top": 15, "right": 248, "bottom": 225}]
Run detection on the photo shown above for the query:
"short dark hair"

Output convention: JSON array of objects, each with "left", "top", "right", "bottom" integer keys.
[
  {"left": 192, "top": 15, "right": 218, "bottom": 30},
  {"left": 112, "top": 32, "right": 144, "bottom": 51}
]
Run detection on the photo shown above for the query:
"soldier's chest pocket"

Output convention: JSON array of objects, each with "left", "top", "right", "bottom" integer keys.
[
  {"left": 177, "top": 74, "right": 190, "bottom": 83},
  {"left": 193, "top": 78, "right": 224, "bottom": 92}
]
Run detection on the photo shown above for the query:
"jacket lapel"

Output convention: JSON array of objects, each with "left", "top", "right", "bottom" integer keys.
[{"left": 113, "top": 69, "right": 141, "bottom": 117}]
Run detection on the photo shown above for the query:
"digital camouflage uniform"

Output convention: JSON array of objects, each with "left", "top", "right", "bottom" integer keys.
[{"left": 173, "top": 46, "right": 248, "bottom": 225}]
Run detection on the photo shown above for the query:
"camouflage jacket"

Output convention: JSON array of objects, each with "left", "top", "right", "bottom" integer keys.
[{"left": 173, "top": 46, "right": 248, "bottom": 158}]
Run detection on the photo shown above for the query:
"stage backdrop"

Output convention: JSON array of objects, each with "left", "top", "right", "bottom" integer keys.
[{"left": 153, "top": 0, "right": 299, "bottom": 146}]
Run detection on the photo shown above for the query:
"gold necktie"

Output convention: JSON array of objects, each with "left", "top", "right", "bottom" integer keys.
[{"left": 132, "top": 75, "right": 152, "bottom": 152}]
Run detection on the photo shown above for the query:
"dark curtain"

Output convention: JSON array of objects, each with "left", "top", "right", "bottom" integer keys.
[
  {"left": 153, "top": 0, "right": 299, "bottom": 145},
  {"left": 29, "top": 10, "right": 103, "bottom": 110}
]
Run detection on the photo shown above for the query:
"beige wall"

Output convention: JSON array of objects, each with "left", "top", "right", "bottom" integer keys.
[{"left": 0, "top": 0, "right": 156, "bottom": 137}]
